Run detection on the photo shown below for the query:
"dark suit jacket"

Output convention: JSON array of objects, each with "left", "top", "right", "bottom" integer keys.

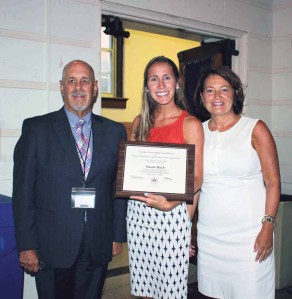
[{"left": 12, "top": 107, "right": 127, "bottom": 268}]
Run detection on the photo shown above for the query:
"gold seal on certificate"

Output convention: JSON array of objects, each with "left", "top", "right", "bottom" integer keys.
[{"left": 115, "top": 141, "right": 195, "bottom": 203}]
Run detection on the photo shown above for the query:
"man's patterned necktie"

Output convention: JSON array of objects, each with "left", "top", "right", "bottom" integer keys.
[{"left": 75, "top": 119, "right": 92, "bottom": 178}]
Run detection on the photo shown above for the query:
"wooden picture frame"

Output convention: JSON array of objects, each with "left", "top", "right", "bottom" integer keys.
[{"left": 115, "top": 141, "right": 195, "bottom": 203}]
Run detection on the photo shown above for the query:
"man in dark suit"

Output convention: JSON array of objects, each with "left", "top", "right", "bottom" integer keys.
[{"left": 12, "top": 60, "right": 127, "bottom": 299}]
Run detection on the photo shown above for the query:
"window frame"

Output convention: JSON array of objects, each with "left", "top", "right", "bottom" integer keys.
[
  {"left": 101, "top": 29, "right": 128, "bottom": 109},
  {"left": 101, "top": 28, "right": 115, "bottom": 98}
]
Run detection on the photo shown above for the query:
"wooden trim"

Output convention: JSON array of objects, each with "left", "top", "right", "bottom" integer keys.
[
  {"left": 122, "top": 122, "right": 132, "bottom": 140},
  {"left": 101, "top": 97, "right": 128, "bottom": 109},
  {"left": 116, "top": 36, "right": 124, "bottom": 97}
]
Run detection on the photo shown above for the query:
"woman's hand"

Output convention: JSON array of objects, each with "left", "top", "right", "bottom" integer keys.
[
  {"left": 189, "top": 244, "right": 196, "bottom": 258},
  {"left": 254, "top": 223, "right": 274, "bottom": 262},
  {"left": 130, "top": 193, "right": 180, "bottom": 211}
]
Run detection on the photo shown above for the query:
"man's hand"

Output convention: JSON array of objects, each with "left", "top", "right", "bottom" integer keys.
[
  {"left": 19, "top": 249, "right": 39, "bottom": 273},
  {"left": 112, "top": 242, "right": 123, "bottom": 257}
]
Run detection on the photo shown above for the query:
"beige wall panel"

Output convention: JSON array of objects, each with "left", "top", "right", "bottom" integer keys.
[
  {"left": 248, "top": 35, "right": 272, "bottom": 69},
  {"left": 50, "top": 0, "right": 99, "bottom": 40},
  {"left": 244, "top": 103, "right": 272, "bottom": 127},
  {"left": 0, "top": 0, "right": 45, "bottom": 34},
  {"left": 246, "top": 71, "right": 272, "bottom": 103},
  {"left": 0, "top": 88, "right": 46, "bottom": 129},
  {"left": 49, "top": 43, "right": 99, "bottom": 83},
  {"left": 272, "top": 73, "right": 292, "bottom": 99},
  {"left": 272, "top": 105, "right": 292, "bottom": 132},
  {"left": 0, "top": 37, "right": 46, "bottom": 81},
  {"left": 48, "top": 90, "right": 64, "bottom": 112},
  {"left": 273, "top": 40, "right": 292, "bottom": 69},
  {"left": 279, "top": 164, "right": 292, "bottom": 195},
  {"left": 0, "top": 136, "right": 19, "bottom": 196},
  {"left": 274, "top": 137, "right": 292, "bottom": 166},
  {"left": 226, "top": 0, "right": 272, "bottom": 35},
  {"left": 273, "top": 5, "right": 292, "bottom": 36}
]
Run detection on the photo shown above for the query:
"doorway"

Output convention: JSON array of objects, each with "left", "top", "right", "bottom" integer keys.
[{"left": 100, "top": 6, "right": 246, "bottom": 125}]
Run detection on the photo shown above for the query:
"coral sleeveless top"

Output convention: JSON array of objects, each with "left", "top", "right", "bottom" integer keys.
[{"left": 148, "top": 110, "right": 188, "bottom": 144}]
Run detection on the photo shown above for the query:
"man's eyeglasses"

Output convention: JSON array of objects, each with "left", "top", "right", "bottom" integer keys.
[{"left": 66, "top": 77, "right": 91, "bottom": 87}]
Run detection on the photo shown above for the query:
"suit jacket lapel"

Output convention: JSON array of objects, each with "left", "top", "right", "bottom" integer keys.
[
  {"left": 86, "top": 114, "right": 105, "bottom": 181},
  {"left": 52, "top": 108, "right": 83, "bottom": 173}
]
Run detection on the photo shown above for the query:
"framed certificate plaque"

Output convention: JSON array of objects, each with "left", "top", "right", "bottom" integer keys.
[{"left": 115, "top": 141, "right": 195, "bottom": 203}]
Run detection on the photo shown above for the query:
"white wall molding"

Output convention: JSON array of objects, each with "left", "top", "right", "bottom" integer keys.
[
  {"left": 272, "top": 67, "right": 292, "bottom": 74},
  {"left": 246, "top": 99, "right": 273, "bottom": 106},
  {"left": 272, "top": 33, "right": 292, "bottom": 42},
  {"left": 273, "top": 2, "right": 292, "bottom": 11},
  {"left": 272, "top": 100, "right": 292, "bottom": 105},
  {"left": 0, "top": 129, "right": 20, "bottom": 137},
  {"left": 249, "top": 32, "right": 272, "bottom": 42},
  {"left": 248, "top": 66, "right": 292, "bottom": 76},
  {"left": 0, "top": 79, "right": 46, "bottom": 90},
  {"left": 249, "top": 65, "right": 272, "bottom": 74},
  {"left": 101, "top": 1, "right": 246, "bottom": 38},
  {"left": 0, "top": 81, "right": 61, "bottom": 91},
  {"left": 246, "top": 99, "right": 292, "bottom": 106},
  {"left": 72, "top": 0, "right": 99, "bottom": 4},
  {"left": 274, "top": 132, "right": 292, "bottom": 138},
  {"left": 236, "top": 0, "right": 272, "bottom": 11},
  {"left": 0, "top": 28, "right": 46, "bottom": 42},
  {"left": 0, "top": 29, "right": 97, "bottom": 48}
]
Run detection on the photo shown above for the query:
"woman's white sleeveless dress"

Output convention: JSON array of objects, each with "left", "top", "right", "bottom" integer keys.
[{"left": 197, "top": 116, "right": 275, "bottom": 299}]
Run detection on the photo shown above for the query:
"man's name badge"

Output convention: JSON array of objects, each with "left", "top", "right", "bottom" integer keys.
[{"left": 71, "top": 187, "right": 96, "bottom": 209}]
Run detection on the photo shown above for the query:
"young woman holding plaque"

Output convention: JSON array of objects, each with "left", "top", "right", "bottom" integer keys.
[{"left": 127, "top": 56, "right": 203, "bottom": 299}]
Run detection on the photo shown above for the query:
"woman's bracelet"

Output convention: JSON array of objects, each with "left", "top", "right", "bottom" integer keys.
[{"left": 261, "top": 214, "right": 277, "bottom": 228}]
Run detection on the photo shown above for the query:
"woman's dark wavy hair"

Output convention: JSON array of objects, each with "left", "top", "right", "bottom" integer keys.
[{"left": 194, "top": 66, "right": 245, "bottom": 118}]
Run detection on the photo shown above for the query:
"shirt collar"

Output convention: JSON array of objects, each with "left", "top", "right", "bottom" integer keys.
[{"left": 64, "top": 106, "right": 92, "bottom": 129}]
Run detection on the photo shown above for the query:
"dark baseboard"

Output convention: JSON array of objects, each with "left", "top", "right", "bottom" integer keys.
[
  {"left": 280, "top": 194, "right": 292, "bottom": 202},
  {"left": 106, "top": 266, "right": 130, "bottom": 278}
]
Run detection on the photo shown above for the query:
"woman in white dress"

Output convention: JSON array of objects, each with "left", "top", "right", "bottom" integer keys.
[{"left": 194, "top": 66, "right": 281, "bottom": 299}]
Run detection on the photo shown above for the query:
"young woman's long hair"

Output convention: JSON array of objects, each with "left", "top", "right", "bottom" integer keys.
[{"left": 136, "top": 56, "right": 186, "bottom": 141}]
